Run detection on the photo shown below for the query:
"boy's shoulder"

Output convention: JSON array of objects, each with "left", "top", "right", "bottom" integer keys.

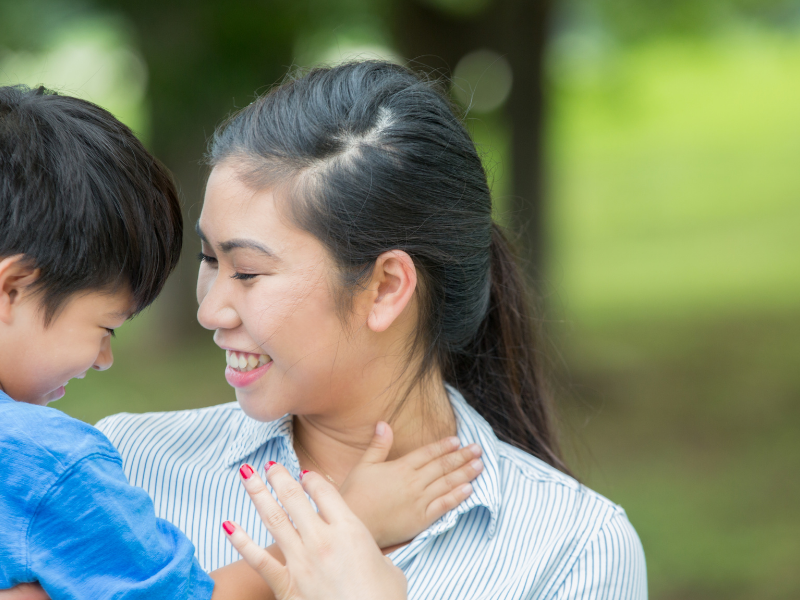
[{"left": 0, "top": 392, "right": 120, "bottom": 475}]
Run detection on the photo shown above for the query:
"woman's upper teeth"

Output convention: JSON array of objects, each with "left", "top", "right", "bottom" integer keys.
[{"left": 226, "top": 350, "right": 270, "bottom": 372}]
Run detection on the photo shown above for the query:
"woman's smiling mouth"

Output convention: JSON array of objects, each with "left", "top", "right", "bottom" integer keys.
[
  {"left": 224, "top": 350, "right": 273, "bottom": 388},
  {"left": 225, "top": 350, "right": 271, "bottom": 372}
]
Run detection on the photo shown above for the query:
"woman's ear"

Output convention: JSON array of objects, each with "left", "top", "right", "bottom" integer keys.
[
  {"left": 364, "top": 251, "right": 417, "bottom": 333},
  {"left": 0, "top": 256, "right": 40, "bottom": 325}
]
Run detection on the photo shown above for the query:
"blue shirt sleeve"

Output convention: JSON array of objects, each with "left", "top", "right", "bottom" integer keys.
[{"left": 26, "top": 451, "right": 215, "bottom": 600}]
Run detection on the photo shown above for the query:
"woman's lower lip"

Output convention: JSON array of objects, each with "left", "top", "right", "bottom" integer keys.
[{"left": 225, "top": 361, "right": 273, "bottom": 388}]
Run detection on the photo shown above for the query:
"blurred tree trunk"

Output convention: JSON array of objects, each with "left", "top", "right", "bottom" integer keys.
[
  {"left": 99, "top": 0, "right": 301, "bottom": 343},
  {"left": 392, "top": 0, "right": 551, "bottom": 281}
]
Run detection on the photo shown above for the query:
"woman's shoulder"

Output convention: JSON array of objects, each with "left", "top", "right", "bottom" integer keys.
[
  {"left": 97, "top": 401, "right": 242, "bottom": 435},
  {"left": 496, "top": 440, "right": 632, "bottom": 527},
  {"left": 95, "top": 401, "right": 244, "bottom": 458}
]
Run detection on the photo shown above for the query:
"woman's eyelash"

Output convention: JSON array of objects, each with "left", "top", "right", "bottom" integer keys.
[
  {"left": 231, "top": 272, "right": 258, "bottom": 281},
  {"left": 106, "top": 328, "right": 116, "bottom": 337},
  {"left": 198, "top": 252, "right": 218, "bottom": 264}
]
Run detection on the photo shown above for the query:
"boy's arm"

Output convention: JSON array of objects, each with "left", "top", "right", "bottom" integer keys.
[{"left": 28, "top": 454, "right": 214, "bottom": 600}]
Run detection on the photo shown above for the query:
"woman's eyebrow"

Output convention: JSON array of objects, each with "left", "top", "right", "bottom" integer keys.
[
  {"left": 195, "top": 221, "right": 277, "bottom": 259},
  {"left": 219, "top": 238, "right": 277, "bottom": 258}
]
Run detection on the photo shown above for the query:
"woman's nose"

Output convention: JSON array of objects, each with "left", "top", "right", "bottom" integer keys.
[
  {"left": 93, "top": 336, "right": 114, "bottom": 371},
  {"left": 197, "top": 273, "right": 241, "bottom": 332}
]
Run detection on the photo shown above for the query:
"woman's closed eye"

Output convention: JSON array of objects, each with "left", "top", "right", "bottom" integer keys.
[
  {"left": 198, "top": 252, "right": 218, "bottom": 265},
  {"left": 231, "top": 272, "right": 258, "bottom": 281}
]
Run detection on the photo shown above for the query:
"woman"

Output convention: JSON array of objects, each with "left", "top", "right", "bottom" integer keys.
[{"left": 98, "top": 61, "right": 647, "bottom": 599}]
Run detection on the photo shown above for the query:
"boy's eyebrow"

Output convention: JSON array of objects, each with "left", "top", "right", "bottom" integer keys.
[{"left": 195, "top": 220, "right": 277, "bottom": 258}]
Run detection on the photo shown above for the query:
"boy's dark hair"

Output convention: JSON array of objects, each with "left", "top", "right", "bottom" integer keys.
[{"left": 0, "top": 85, "right": 183, "bottom": 324}]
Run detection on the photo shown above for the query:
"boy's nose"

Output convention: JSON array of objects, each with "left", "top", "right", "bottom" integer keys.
[{"left": 93, "top": 337, "right": 114, "bottom": 371}]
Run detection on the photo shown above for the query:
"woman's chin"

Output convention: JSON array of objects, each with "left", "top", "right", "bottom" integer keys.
[{"left": 234, "top": 387, "right": 287, "bottom": 423}]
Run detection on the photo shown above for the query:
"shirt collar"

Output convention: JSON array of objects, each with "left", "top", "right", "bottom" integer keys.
[
  {"left": 223, "top": 407, "right": 293, "bottom": 468},
  {"left": 222, "top": 384, "right": 503, "bottom": 537},
  {"left": 427, "top": 384, "right": 502, "bottom": 538}
]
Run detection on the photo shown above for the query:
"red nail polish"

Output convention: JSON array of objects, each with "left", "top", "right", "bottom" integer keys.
[
  {"left": 239, "top": 464, "right": 254, "bottom": 479},
  {"left": 223, "top": 521, "right": 235, "bottom": 535},
  {"left": 300, "top": 469, "right": 309, "bottom": 480},
  {"left": 265, "top": 461, "right": 277, "bottom": 473}
]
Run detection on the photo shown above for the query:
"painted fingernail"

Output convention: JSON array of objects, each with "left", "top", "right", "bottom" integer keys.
[
  {"left": 471, "top": 459, "right": 484, "bottom": 472},
  {"left": 265, "top": 461, "right": 277, "bottom": 473},
  {"left": 375, "top": 422, "right": 386, "bottom": 436},
  {"left": 223, "top": 521, "right": 235, "bottom": 535},
  {"left": 300, "top": 470, "right": 310, "bottom": 480},
  {"left": 239, "top": 464, "right": 254, "bottom": 479},
  {"left": 462, "top": 484, "right": 473, "bottom": 495}
]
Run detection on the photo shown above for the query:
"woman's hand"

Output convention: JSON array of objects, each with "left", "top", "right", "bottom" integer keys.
[{"left": 223, "top": 462, "right": 407, "bottom": 600}]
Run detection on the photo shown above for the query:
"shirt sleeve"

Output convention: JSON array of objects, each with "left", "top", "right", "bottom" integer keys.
[
  {"left": 551, "top": 511, "right": 648, "bottom": 600},
  {"left": 26, "top": 452, "right": 215, "bottom": 600}
]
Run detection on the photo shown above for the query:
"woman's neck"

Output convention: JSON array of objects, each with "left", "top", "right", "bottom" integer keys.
[{"left": 292, "top": 375, "right": 456, "bottom": 486}]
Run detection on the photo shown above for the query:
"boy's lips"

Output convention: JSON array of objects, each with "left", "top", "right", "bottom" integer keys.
[{"left": 224, "top": 350, "right": 273, "bottom": 388}]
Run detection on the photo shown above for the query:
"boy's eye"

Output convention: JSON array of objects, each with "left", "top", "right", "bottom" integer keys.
[
  {"left": 231, "top": 272, "right": 258, "bottom": 281},
  {"left": 198, "top": 252, "right": 218, "bottom": 265}
]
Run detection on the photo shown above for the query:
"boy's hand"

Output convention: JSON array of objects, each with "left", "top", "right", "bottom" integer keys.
[{"left": 338, "top": 422, "right": 484, "bottom": 549}]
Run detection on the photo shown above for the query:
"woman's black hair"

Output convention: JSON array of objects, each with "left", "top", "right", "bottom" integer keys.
[
  {"left": 0, "top": 85, "right": 183, "bottom": 324},
  {"left": 209, "top": 61, "right": 568, "bottom": 473}
]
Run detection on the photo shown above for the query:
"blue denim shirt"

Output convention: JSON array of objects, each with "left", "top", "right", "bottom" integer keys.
[{"left": 0, "top": 390, "right": 214, "bottom": 599}]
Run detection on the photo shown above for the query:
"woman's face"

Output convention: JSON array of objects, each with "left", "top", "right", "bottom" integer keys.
[{"left": 196, "top": 163, "right": 371, "bottom": 421}]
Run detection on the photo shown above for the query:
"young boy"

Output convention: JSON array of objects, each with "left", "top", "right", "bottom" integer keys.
[{"left": 0, "top": 86, "right": 482, "bottom": 599}]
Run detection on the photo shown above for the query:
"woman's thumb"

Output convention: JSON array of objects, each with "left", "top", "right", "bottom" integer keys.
[{"left": 359, "top": 422, "right": 393, "bottom": 465}]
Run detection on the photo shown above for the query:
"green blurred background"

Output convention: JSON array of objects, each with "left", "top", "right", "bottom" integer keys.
[{"left": 2, "top": 0, "right": 799, "bottom": 597}]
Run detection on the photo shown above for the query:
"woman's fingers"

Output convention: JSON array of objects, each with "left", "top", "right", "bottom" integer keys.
[
  {"left": 417, "top": 443, "right": 482, "bottom": 486},
  {"left": 402, "top": 435, "right": 461, "bottom": 469},
  {"left": 222, "top": 520, "right": 293, "bottom": 599},
  {"left": 300, "top": 470, "right": 355, "bottom": 525},
  {"left": 237, "top": 463, "right": 302, "bottom": 552},
  {"left": 259, "top": 462, "right": 322, "bottom": 540}
]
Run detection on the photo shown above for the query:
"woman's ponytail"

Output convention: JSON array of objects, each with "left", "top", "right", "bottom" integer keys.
[{"left": 443, "top": 224, "right": 570, "bottom": 475}]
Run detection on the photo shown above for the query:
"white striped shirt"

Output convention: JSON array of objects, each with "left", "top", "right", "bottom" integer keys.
[{"left": 97, "top": 386, "right": 647, "bottom": 599}]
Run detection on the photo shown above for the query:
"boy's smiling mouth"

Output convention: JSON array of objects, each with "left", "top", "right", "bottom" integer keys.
[{"left": 225, "top": 350, "right": 271, "bottom": 373}]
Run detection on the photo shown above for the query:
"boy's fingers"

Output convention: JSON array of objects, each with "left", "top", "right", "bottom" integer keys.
[
  {"left": 222, "top": 520, "right": 294, "bottom": 599},
  {"left": 424, "top": 483, "right": 474, "bottom": 523},
  {"left": 424, "top": 457, "right": 484, "bottom": 501},
  {"left": 359, "top": 422, "right": 394, "bottom": 465},
  {"left": 238, "top": 463, "right": 301, "bottom": 553},
  {"left": 418, "top": 443, "right": 482, "bottom": 485},
  {"left": 403, "top": 436, "right": 461, "bottom": 469},
  {"left": 300, "top": 470, "right": 353, "bottom": 524}
]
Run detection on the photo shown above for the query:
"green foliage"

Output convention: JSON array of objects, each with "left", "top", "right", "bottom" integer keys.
[
  {"left": 548, "top": 29, "right": 800, "bottom": 324},
  {"left": 564, "top": 0, "right": 800, "bottom": 42}
]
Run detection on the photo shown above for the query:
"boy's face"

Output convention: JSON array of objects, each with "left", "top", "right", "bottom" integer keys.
[{"left": 0, "top": 287, "right": 133, "bottom": 405}]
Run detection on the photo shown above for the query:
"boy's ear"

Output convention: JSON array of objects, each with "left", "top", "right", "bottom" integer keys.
[{"left": 0, "top": 255, "right": 40, "bottom": 325}]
